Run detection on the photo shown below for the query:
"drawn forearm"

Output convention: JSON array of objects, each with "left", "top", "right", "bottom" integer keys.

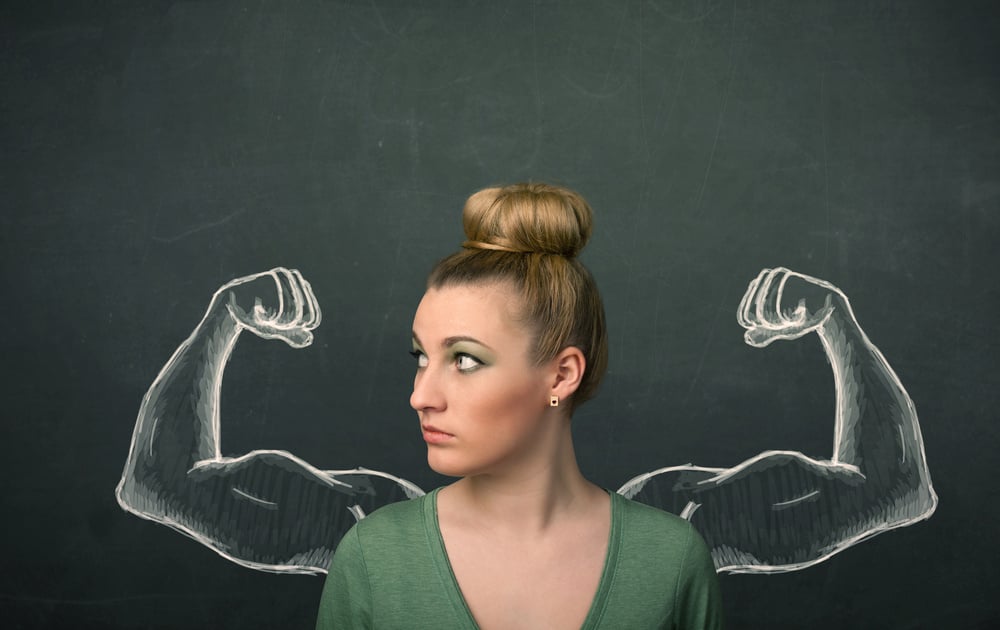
[
  {"left": 819, "top": 298, "right": 936, "bottom": 516},
  {"left": 117, "top": 298, "right": 240, "bottom": 513}
]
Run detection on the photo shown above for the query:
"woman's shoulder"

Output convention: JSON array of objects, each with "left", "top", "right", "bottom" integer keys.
[
  {"left": 330, "top": 492, "right": 434, "bottom": 572},
  {"left": 352, "top": 490, "right": 431, "bottom": 539},
  {"left": 613, "top": 491, "right": 704, "bottom": 551},
  {"left": 614, "top": 490, "right": 690, "bottom": 526},
  {"left": 610, "top": 491, "right": 718, "bottom": 588}
]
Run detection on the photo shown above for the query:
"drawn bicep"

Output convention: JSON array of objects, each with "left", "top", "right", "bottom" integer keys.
[{"left": 167, "top": 452, "right": 419, "bottom": 572}]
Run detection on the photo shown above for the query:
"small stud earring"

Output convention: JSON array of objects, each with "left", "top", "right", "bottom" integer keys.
[{"left": 549, "top": 395, "right": 559, "bottom": 407}]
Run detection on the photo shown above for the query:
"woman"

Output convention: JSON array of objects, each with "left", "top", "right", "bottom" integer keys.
[
  {"left": 116, "top": 183, "right": 935, "bottom": 623},
  {"left": 315, "top": 183, "right": 723, "bottom": 628}
]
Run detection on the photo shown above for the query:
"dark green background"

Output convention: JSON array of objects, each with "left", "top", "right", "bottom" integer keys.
[{"left": 2, "top": 1, "right": 997, "bottom": 627}]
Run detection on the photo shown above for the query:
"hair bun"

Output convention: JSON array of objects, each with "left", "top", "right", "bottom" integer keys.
[{"left": 461, "top": 183, "right": 593, "bottom": 258}]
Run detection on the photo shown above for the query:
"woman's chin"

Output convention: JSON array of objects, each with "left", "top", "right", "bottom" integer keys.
[
  {"left": 426, "top": 451, "right": 467, "bottom": 478},
  {"left": 427, "top": 449, "right": 499, "bottom": 479}
]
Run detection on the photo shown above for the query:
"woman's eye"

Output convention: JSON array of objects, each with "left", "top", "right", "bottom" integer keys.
[
  {"left": 455, "top": 353, "right": 482, "bottom": 372},
  {"left": 409, "top": 350, "right": 428, "bottom": 368}
]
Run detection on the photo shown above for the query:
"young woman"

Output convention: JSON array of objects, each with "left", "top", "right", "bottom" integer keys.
[
  {"left": 116, "top": 182, "right": 935, "bottom": 626},
  {"left": 315, "top": 183, "right": 723, "bottom": 628}
]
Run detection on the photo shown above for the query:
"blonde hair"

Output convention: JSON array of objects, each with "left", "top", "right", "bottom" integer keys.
[{"left": 427, "top": 183, "right": 608, "bottom": 408}]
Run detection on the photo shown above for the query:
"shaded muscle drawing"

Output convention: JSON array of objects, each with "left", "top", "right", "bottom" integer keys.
[
  {"left": 618, "top": 268, "right": 937, "bottom": 572},
  {"left": 116, "top": 266, "right": 936, "bottom": 575},
  {"left": 115, "top": 269, "right": 424, "bottom": 574}
]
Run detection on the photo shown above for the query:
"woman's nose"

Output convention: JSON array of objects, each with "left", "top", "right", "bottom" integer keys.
[{"left": 410, "top": 369, "right": 444, "bottom": 411}]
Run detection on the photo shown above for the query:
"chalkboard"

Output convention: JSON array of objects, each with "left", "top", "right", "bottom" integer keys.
[{"left": 2, "top": 1, "right": 998, "bottom": 628}]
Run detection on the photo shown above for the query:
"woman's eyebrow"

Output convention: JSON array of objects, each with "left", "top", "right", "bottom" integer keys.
[
  {"left": 411, "top": 332, "right": 494, "bottom": 352},
  {"left": 443, "top": 335, "right": 491, "bottom": 350}
]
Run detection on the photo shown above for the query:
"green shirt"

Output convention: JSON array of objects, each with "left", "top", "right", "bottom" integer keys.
[{"left": 317, "top": 488, "right": 722, "bottom": 629}]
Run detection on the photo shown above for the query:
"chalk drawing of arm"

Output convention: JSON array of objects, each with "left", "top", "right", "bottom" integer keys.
[
  {"left": 619, "top": 267, "right": 937, "bottom": 574},
  {"left": 115, "top": 268, "right": 423, "bottom": 574}
]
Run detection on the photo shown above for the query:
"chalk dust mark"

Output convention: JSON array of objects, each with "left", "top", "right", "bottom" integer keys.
[
  {"left": 681, "top": 281, "right": 731, "bottom": 406},
  {"left": 600, "top": 1, "right": 631, "bottom": 92},
  {"left": 152, "top": 208, "right": 247, "bottom": 244},
  {"left": 693, "top": 0, "right": 741, "bottom": 214},
  {"left": 368, "top": 0, "right": 392, "bottom": 36}
]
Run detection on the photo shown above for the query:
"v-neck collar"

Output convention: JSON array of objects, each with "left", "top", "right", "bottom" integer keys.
[{"left": 422, "top": 487, "right": 623, "bottom": 630}]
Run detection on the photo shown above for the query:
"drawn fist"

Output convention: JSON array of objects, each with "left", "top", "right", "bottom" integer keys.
[
  {"left": 737, "top": 267, "right": 843, "bottom": 348},
  {"left": 219, "top": 267, "right": 322, "bottom": 348}
]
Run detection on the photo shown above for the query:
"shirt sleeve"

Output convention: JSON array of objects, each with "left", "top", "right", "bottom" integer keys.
[
  {"left": 675, "top": 523, "right": 724, "bottom": 630},
  {"left": 316, "top": 525, "right": 373, "bottom": 630}
]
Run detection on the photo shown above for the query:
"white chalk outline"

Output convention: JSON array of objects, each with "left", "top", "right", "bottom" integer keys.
[
  {"left": 116, "top": 268, "right": 424, "bottom": 575},
  {"left": 619, "top": 267, "right": 937, "bottom": 574},
  {"left": 118, "top": 266, "right": 936, "bottom": 575}
]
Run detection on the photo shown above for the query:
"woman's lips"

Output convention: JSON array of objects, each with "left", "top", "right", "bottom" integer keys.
[{"left": 421, "top": 425, "right": 454, "bottom": 444}]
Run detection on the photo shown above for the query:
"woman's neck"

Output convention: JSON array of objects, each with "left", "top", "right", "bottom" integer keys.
[{"left": 441, "top": 424, "right": 604, "bottom": 537}]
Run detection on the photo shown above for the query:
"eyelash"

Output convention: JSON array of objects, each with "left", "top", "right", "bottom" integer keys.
[
  {"left": 409, "top": 350, "right": 428, "bottom": 368},
  {"left": 409, "top": 350, "right": 483, "bottom": 373}
]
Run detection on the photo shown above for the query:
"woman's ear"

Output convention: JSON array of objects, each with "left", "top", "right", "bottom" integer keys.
[{"left": 550, "top": 346, "right": 586, "bottom": 402}]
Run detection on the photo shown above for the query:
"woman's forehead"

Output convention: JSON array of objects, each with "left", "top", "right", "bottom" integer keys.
[{"left": 412, "top": 283, "right": 528, "bottom": 342}]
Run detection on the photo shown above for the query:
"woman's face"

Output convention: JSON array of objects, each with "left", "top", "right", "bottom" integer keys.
[{"left": 410, "top": 282, "right": 556, "bottom": 478}]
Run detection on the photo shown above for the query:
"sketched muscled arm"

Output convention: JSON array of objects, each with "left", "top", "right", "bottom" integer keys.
[
  {"left": 115, "top": 268, "right": 423, "bottom": 574},
  {"left": 619, "top": 267, "right": 937, "bottom": 573}
]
